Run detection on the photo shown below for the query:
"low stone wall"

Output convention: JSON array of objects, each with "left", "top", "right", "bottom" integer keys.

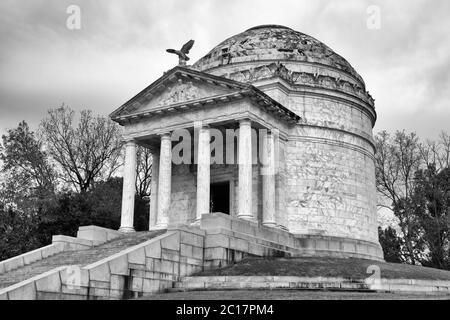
[
  {"left": 365, "top": 278, "right": 450, "bottom": 294},
  {"left": 76, "top": 225, "right": 122, "bottom": 245},
  {"left": 174, "top": 276, "right": 450, "bottom": 295},
  {"left": 0, "top": 235, "right": 98, "bottom": 276},
  {"left": 291, "top": 234, "right": 383, "bottom": 261},
  {"left": 201, "top": 213, "right": 383, "bottom": 262},
  {"left": 0, "top": 244, "right": 65, "bottom": 276},
  {"left": 0, "top": 267, "right": 68, "bottom": 300}
]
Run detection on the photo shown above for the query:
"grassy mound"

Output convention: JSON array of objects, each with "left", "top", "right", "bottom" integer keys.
[{"left": 196, "top": 257, "right": 450, "bottom": 280}]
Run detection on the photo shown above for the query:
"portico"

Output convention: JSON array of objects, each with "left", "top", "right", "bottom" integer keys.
[{"left": 111, "top": 66, "right": 299, "bottom": 232}]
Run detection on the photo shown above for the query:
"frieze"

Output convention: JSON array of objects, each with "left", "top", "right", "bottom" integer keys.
[
  {"left": 224, "top": 62, "right": 375, "bottom": 107},
  {"left": 122, "top": 79, "right": 201, "bottom": 115}
]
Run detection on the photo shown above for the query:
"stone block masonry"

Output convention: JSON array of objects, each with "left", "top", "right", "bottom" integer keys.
[
  {"left": 0, "top": 228, "right": 207, "bottom": 300},
  {"left": 173, "top": 276, "right": 450, "bottom": 295},
  {"left": 0, "top": 213, "right": 382, "bottom": 299}
]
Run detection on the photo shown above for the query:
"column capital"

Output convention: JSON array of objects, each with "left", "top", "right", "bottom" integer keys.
[
  {"left": 239, "top": 118, "right": 252, "bottom": 126},
  {"left": 123, "top": 137, "right": 136, "bottom": 144},
  {"left": 194, "top": 120, "right": 210, "bottom": 129},
  {"left": 159, "top": 132, "right": 172, "bottom": 140}
]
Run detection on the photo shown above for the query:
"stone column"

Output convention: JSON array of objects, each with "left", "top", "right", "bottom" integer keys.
[
  {"left": 155, "top": 133, "right": 172, "bottom": 229},
  {"left": 148, "top": 149, "right": 159, "bottom": 230},
  {"left": 238, "top": 119, "right": 253, "bottom": 220},
  {"left": 262, "top": 131, "right": 276, "bottom": 227},
  {"left": 196, "top": 126, "right": 211, "bottom": 220},
  {"left": 119, "top": 139, "right": 137, "bottom": 233}
]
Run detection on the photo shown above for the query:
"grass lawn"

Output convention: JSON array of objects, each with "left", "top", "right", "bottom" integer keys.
[{"left": 195, "top": 257, "right": 450, "bottom": 281}]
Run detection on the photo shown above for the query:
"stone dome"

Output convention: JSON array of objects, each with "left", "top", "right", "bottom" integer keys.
[
  {"left": 193, "top": 24, "right": 364, "bottom": 86},
  {"left": 191, "top": 25, "right": 379, "bottom": 250}
]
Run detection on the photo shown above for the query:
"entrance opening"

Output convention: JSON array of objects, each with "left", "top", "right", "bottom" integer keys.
[{"left": 210, "top": 181, "right": 230, "bottom": 215}]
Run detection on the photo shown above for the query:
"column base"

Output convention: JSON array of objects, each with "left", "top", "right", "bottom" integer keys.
[
  {"left": 152, "top": 223, "right": 168, "bottom": 230},
  {"left": 237, "top": 214, "right": 254, "bottom": 221},
  {"left": 262, "top": 221, "right": 277, "bottom": 228},
  {"left": 118, "top": 226, "right": 135, "bottom": 233}
]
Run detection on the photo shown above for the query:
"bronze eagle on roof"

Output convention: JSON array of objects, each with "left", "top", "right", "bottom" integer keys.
[{"left": 166, "top": 40, "right": 195, "bottom": 65}]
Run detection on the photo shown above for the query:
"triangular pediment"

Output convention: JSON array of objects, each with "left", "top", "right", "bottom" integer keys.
[
  {"left": 110, "top": 67, "right": 249, "bottom": 119},
  {"left": 110, "top": 66, "right": 301, "bottom": 125}
]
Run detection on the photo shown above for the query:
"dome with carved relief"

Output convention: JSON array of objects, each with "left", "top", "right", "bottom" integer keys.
[{"left": 193, "top": 24, "right": 364, "bottom": 86}]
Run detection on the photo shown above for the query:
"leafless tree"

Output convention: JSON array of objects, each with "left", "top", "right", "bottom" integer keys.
[
  {"left": 135, "top": 145, "right": 153, "bottom": 198},
  {"left": 419, "top": 131, "right": 450, "bottom": 170},
  {"left": 376, "top": 131, "right": 421, "bottom": 205},
  {"left": 439, "top": 132, "right": 450, "bottom": 169},
  {"left": 40, "top": 105, "right": 123, "bottom": 192},
  {"left": 375, "top": 130, "right": 422, "bottom": 263}
]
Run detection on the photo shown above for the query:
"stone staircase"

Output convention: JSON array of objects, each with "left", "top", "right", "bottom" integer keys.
[
  {"left": 0, "top": 213, "right": 386, "bottom": 300},
  {"left": 0, "top": 230, "right": 165, "bottom": 290},
  {"left": 1, "top": 216, "right": 449, "bottom": 299}
]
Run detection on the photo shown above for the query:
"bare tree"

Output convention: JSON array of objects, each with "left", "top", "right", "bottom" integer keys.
[
  {"left": 419, "top": 132, "right": 450, "bottom": 171},
  {"left": 376, "top": 131, "right": 421, "bottom": 205},
  {"left": 419, "top": 139, "right": 439, "bottom": 169},
  {"left": 135, "top": 145, "right": 153, "bottom": 198},
  {"left": 375, "top": 130, "right": 422, "bottom": 264},
  {"left": 437, "top": 131, "right": 450, "bottom": 169},
  {"left": 0, "top": 121, "right": 56, "bottom": 212},
  {"left": 40, "top": 105, "right": 123, "bottom": 192}
]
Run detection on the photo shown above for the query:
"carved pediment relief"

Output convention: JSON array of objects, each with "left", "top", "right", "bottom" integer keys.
[
  {"left": 124, "top": 77, "right": 232, "bottom": 115},
  {"left": 161, "top": 79, "right": 199, "bottom": 105}
]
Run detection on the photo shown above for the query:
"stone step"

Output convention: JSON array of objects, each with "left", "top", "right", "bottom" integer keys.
[
  {"left": 0, "top": 230, "right": 165, "bottom": 290},
  {"left": 169, "top": 276, "right": 375, "bottom": 293},
  {"left": 167, "top": 286, "right": 376, "bottom": 293}
]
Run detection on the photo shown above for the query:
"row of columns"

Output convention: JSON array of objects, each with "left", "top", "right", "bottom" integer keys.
[{"left": 119, "top": 119, "right": 278, "bottom": 232}]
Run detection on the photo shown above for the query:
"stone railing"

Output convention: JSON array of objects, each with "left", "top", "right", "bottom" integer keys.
[
  {"left": 0, "top": 244, "right": 66, "bottom": 276},
  {"left": 0, "top": 226, "right": 205, "bottom": 300},
  {"left": 0, "top": 225, "right": 122, "bottom": 277},
  {"left": 0, "top": 235, "right": 101, "bottom": 276}
]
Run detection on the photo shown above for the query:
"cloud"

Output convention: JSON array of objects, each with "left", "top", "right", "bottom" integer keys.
[{"left": 0, "top": 0, "right": 449, "bottom": 139}]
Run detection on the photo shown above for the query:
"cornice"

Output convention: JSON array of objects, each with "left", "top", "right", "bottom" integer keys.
[
  {"left": 256, "top": 79, "right": 377, "bottom": 127},
  {"left": 204, "top": 62, "right": 375, "bottom": 111},
  {"left": 111, "top": 67, "right": 301, "bottom": 126},
  {"left": 197, "top": 59, "right": 366, "bottom": 90}
]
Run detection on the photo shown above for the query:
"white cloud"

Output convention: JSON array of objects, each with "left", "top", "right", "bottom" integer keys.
[{"left": 0, "top": 0, "right": 449, "bottom": 139}]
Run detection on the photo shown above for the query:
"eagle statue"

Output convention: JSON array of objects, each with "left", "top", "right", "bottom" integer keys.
[{"left": 166, "top": 40, "right": 195, "bottom": 65}]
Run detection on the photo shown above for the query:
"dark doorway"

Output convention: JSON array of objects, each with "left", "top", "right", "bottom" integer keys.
[{"left": 210, "top": 181, "right": 230, "bottom": 214}]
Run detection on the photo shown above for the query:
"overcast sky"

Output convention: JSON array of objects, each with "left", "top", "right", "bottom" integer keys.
[{"left": 0, "top": 0, "right": 449, "bottom": 139}]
